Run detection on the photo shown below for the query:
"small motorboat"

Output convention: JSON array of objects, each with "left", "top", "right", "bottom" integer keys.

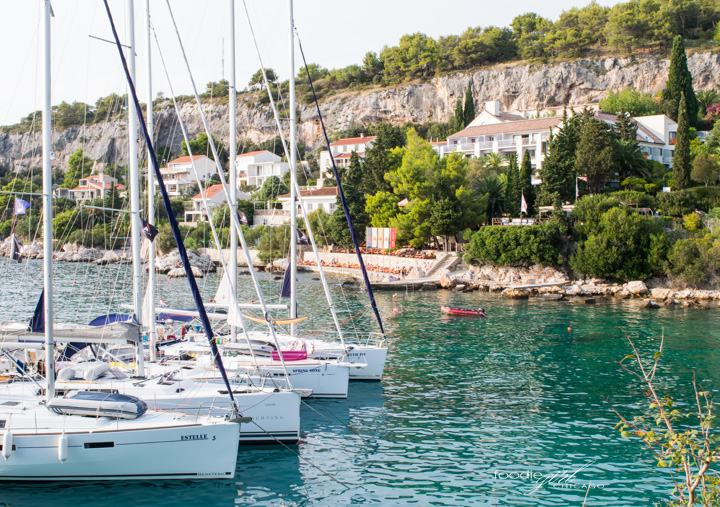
[{"left": 441, "top": 306, "right": 487, "bottom": 317}]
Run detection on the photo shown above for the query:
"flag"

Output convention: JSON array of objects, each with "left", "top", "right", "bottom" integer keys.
[
  {"left": 14, "top": 197, "right": 30, "bottom": 216},
  {"left": 140, "top": 218, "right": 159, "bottom": 242},
  {"left": 279, "top": 268, "right": 292, "bottom": 299},
  {"left": 158, "top": 298, "right": 168, "bottom": 307},
  {"left": 296, "top": 229, "right": 309, "bottom": 245},
  {"left": 9, "top": 234, "right": 23, "bottom": 263},
  {"left": 577, "top": 175, "right": 588, "bottom": 181},
  {"left": 237, "top": 210, "right": 248, "bottom": 225},
  {"left": 576, "top": 179, "right": 579, "bottom": 199},
  {"left": 520, "top": 192, "right": 527, "bottom": 214}
]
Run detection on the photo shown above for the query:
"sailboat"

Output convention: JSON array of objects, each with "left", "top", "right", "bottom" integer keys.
[{"left": 0, "top": 0, "right": 240, "bottom": 481}]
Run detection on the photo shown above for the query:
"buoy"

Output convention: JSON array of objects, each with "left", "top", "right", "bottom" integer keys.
[
  {"left": 568, "top": 327, "right": 572, "bottom": 332},
  {"left": 393, "top": 307, "right": 399, "bottom": 316},
  {"left": 2, "top": 430, "right": 13, "bottom": 460},
  {"left": 58, "top": 433, "right": 68, "bottom": 463},
  {"left": 73, "top": 281, "right": 77, "bottom": 284}
]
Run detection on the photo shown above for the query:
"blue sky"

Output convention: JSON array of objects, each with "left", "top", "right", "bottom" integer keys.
[{"left": 0, "top": 0, "right": 623, "bottom": 126}]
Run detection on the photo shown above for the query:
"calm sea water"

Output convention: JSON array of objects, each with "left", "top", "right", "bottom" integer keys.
[{"left": 0, "top": 258, "right": 718, "bottom": 506}]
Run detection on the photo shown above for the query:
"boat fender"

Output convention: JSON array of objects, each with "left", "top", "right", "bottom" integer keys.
[
  {"left": 57, "top": 367, "right": 75, "bottom": 381},
  {"left": 83, "top": 362, "right": 110, "bottom": 381},
  {"left": 2, "top": 430, "right": 13, "bottom": 460},
  {"left": 58, "top": 433, "right": 68, "bottom": 463},
  {"left": 306, "top": 341, "right": 315, "bottom": 355}
]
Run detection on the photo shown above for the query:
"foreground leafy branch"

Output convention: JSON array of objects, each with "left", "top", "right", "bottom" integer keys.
[{"left": 614, "top": 334, "right": 720, "bottom": 506}]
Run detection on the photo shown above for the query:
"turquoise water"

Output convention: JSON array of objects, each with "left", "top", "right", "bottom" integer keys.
[{"left": 0, "top": 258, "right": 719, "bottom": 505}]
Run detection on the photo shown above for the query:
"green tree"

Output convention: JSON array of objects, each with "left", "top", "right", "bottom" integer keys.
[
  {"left": 697, "top": 89, "right": 720, "bottom": 115},
  {"left": 504, "top": 154, "right": 521, "bottom": 217},
  {"left": 662, "top": 35, "right": 699, "bottom": 126},
  {"left": 600, "top": 89, "right": 664, "bottom": 117},
  {"left": 538, "top": 109, "right": 583, "bottom": 205},
  {"left": 205, "top": 79, "right": 229, "bottom": 97},
  {"left": 479, "top": 176, "right": 505, "bottom": 221},
  {"left": 674, "top": 92, "right": 692, "bottom": 189},
  {"left": 511, "top": 12, "right": 551, "bottom": 59},
  {"left": 345, "top": 151, "right": 364, "bottom": 191},
  {"left": 571, "top": 206, "right": 667, "bottom": 280},
  {"left": 362, "top": 123, "right": 406, "bottom": 194},
  {"left": 255, "top": 176, "right": 288, "bottom": 202},
  {"left": 614, "top": 110, "right": 638, "bottom": 141},
  {"left": 575, "top": 116, "right": 616, "bottom": 193},
  {"left": 181, "top": 133, "right": 227, "bottom": 165},
  {"left": 616, "top": 138, "right": 649, "bottom": 181},
  {"left": 327, "top": 183, "right": 369, "bottom": 248},
  {"left": 249, "top": 68, "right": 277, "bottom": 87},
  {"left": 518, "top": 150, "right": 535, "bottom": 216},
  {"left": 61, "top": 148, "right": 93, "bottom": 189},
  {"left": 429, "top": 197, "right": 463, "bottom": 250},
  {"left": 692, "top": 152, "right": 720, "bottom": 186},
  {"left": 463, "top": 80, "right": 475, "bottom": 126},
  {"left": 365, "top": 191, "right": 400, "bottom": 227},
  {"left": 453, "top": 98, "right": 465, "bottom": 133}
]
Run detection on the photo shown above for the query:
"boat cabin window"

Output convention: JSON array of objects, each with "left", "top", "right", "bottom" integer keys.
[
  {"left": 84, "top": 442, "right": 115, "bottom": 449},
  {"left": 0, "top": 420, "right": 5, "bottom": 428},
  {"left": 1, "top": 401, "right": 20, "bottom": 406}
]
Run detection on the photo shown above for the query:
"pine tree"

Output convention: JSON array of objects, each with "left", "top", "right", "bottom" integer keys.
[
  {"left": 453, "top": 98, "right": 465, "bottom": 132},
  {"left": 537, "top": 109, "right": 584, "bottom": 205},
  {"left": 345, "top": 151, "right": 364, "bottom": 192},
  {"left": 504, "top": 153, "right": 520, "bottom": 217},
  {"left": 519, "top": 150, "right": 535, "bottom": 216},
  {"left": 662, "top": 35, "right": 699, "bottom": 126},
  {"left": 674, "top": 91, "right": 691, "bottom": 190},
  {"left": 615, "top": 110, "right": 638, "bottom": 141},
  {"left": 463, "top": 80, "right": 475, "bottom": 127}
]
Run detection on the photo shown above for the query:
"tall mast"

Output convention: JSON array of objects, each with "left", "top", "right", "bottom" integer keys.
[
  {"left": 288, "top": 0, "right": 297, "bottom": 335},
  {"left": 145, "top": 0, "right": 156, "bottom": 361},
  {"left": 127, "top": 0, "right": 144, "bottom": 374},
  {"left": 42, "top": 0, "right": 54, "bottom": 402},
  {"left": 228, "top": 0, "right": 237, "bottom": 341}
]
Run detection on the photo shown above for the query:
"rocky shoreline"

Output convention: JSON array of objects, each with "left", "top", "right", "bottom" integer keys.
[
  {"left": 439, "top": 264, "right": 720, "bottom": 309},
  {"left": 4, "top": 238, "right": 719, "bottom": 307}
]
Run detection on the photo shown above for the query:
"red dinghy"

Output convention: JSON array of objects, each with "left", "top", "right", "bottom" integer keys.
[{"left": 441, "top": 306, "right": 487, "bottom": 317}]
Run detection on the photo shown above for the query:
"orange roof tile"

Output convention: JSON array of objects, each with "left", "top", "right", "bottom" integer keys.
[
  {"left": 330, "top": 136, "right": 376, "bottom": 147},
  {"left": 237, "top": 150, "right": 270, "bottom": 158},
  {"left": 168, "top": 155, "right": 205, "bottom": 164},
  {"left": 192, "top": 184, "right": 226, "bottom": 200}
]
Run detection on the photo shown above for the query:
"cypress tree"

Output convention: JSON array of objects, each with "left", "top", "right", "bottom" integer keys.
[
  {"left": 463, "top": 80, "right": 475, "bottom": 126},
  {"left": 453, "top": 98, "right": 465, "bottom": 132},
  {"left": 662, "top": 35, "right": 699, "bottom": 126},
  {"left": 674, "top": 91, "right": 691, "bottom": 189},
  {"left": 504, "top": 153, "right": 520, "bottom": 217},
  {"left": 519, "top": 150, "right": 535, "bottom": 216}
]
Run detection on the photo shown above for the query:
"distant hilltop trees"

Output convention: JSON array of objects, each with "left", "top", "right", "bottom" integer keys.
[{"left": 4, "top": 0, "right": 720, "bottom": 134}]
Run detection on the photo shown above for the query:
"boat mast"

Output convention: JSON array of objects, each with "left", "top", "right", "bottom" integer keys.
[
  {"left": 42, "top": 0, "right": 54, "bottom": 402},
  {"left": 288, "top": 0, "right": 297, "bottom": 336},
  {"left": 228, "top": 0, "right": 237, "bottom": 342},
  {"left": 127, "top": 0, "right": 144, "bottom": 375},
  {"left": 145, "top": 0, "right": 156, "bottom": 361}
]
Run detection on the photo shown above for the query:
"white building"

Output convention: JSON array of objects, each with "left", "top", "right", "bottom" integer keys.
[
  {"left": 68, "top": 174, "right": 125, "bottom": 202},
  {"left": 183, "top": 184, "right": 250, "bottom": 223},
  {"left": 157, "top": 155, "right": 215, "bottom": 196},
  {"left": 277, "top": 187, "right": 339, "bottom": 218},
  {"left": 236, "top": 150, "right": 290, "bottom": 187},
  {"left": 319, "top": 134, "right": 376, "bottom": 184},
  {"left": 438, "top": 100, "right": 677, "bottom": 171}
]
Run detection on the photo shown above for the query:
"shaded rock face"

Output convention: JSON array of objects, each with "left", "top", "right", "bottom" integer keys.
[{"left": 4, "top": 53, "right": 720, "bottom": 173}]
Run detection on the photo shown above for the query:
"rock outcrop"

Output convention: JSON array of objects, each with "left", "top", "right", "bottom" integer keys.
[{"left": 3, "top": 53, "right": 720, "bottom": 172}]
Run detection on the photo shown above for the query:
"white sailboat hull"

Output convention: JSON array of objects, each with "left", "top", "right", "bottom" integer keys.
[{"left": 0, "top": 398, "right": 239, "bottom": 481}]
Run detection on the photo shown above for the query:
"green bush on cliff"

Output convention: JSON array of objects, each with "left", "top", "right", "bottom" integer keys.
[
  {"left": 464, "top": 220, "right": 565, "bottom": 266},
  {"left": 570, "top": 206, "right": 669, "bottom": 280},
  {"left": 667, "top": 233, "right": 720, "bottom": 286}
]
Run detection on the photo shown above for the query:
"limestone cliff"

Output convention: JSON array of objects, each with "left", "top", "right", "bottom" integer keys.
[{"left": 2, "top": 52, "right": 719, "bottom": 172}]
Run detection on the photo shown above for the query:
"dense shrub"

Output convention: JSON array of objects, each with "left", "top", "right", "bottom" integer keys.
[
  {"left": 655, "top": 190, "right": 698, "bottom": 217},
  {"left": 667, "top": 233, "right": 720, "bottom": 286},
  {"left": 689, "top": 186, "right": 720, "bottom": 212},
  {"left": 570, "top": 207, "right": 669, "bottom": 280},
  {"left": 572, "top": 194, "right": 621, "bottom": 240},
  {"left": 464, "top": 220, "right": 566, "bottom": 266},
  {"left": 610, "top": 190, "right": 655, "bottom": 207}
]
